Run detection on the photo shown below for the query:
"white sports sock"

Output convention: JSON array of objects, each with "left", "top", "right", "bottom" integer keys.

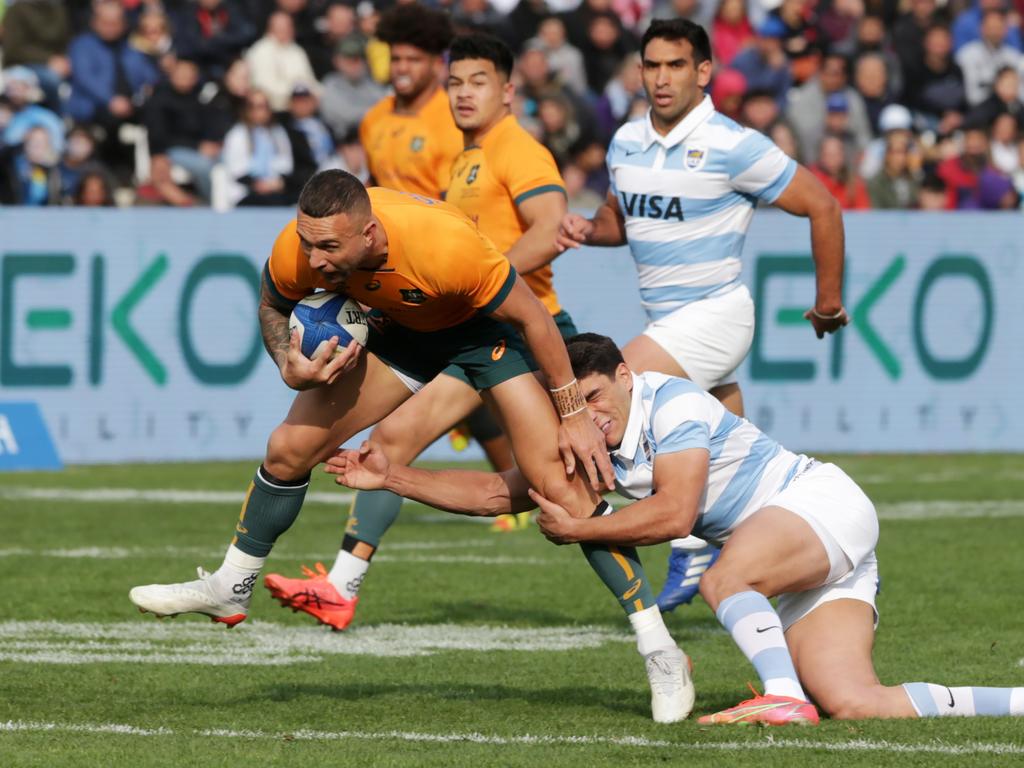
[
  {"left": 209, "top": 544, "right": 265, "bottom": 606},
  {"left": 670, "top": 535, "right": 710, "bottom": 551},
  {"left": 629, "top": 604, "right": 676, "bottom": 656},
  {"left": 328, "top": 550, "right": 370, "bottom": 600}
]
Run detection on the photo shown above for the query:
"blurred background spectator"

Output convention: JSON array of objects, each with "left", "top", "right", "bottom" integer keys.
[{"left": 222, "top": 88, "right": 295, "bottom": 206}]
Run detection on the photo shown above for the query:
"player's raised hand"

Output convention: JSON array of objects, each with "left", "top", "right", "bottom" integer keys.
[
  {"left": 325, "top": 440, "right": 390, "bottom": 489},
  {"left": 280, "top": 330, "right": 362, "bottom": 390},
  {"left": 528, "top": 488, "right": 578, "bottom": 545},
  {"left": 558, "top": 410, "right": 617, "bottom": 492},
  {"left": 555, "top": 213, "right": 595, "bottom": 252},
  {"left": 804, "top": 304, "right": 849, "bottom": 339}
]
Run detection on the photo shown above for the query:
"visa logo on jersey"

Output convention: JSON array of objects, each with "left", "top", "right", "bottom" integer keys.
[{"left": 619, "top": 192, "right": 685, "bottom": 221}]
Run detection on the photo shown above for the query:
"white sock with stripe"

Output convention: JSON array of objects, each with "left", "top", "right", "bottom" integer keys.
[
  {"left": 716, "top": 590, "right": 806, "bottom": 701},
  {"left": 903, "top": 683, "right": 1024, "bottom": 717},
  {"left": 629, "top": 605, "right": 676, "bottom": 656}
]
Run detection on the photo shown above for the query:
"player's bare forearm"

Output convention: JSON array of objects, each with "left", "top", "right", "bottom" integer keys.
[
  {"left": 506, "top": 190, "right": 566, "bottom": 274},
  {"left": 258, "top": 285, "right": 292, "bottom": 369},
  {"left": 587, "top": 193, "right": 628, "bottom": 247},
  {"left": 571, "top": 495, "right": 696, "bottom": 546},
  {"left": 385, "top": 464, "right": 533, "bottom": 517}
]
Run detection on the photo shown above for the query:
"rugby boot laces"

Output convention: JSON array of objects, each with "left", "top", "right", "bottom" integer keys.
[
  {"left": 644, "top": 646, "right": 696, "bottom": 723},
  {"left": 129, "top": 567, "right": 248, "bottom": 627},
  {"left": 264, "top": 562, "right": 358, "bottom": 631}
]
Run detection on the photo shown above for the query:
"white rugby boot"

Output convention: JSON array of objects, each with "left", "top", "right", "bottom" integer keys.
[
  {"left": 129, "top": 567, "right": 250, "bottom": 627},
  {"left": 644, "top": 646, "right": 695, "bottom": 723}
]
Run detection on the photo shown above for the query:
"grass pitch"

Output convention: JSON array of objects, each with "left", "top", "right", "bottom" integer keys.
[{"left": 1, "top": 454, "right": 1023, "bottom": 766}]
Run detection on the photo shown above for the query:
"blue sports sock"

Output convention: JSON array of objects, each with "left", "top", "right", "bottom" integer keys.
[
  {"left": 903, "top": 683, "right": 1024, "bottom": 717},
  {"left": 716, "top": 590, "right": 806, "bottom": 701}
]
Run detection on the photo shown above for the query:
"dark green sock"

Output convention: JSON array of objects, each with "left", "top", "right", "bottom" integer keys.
[
  {"left": 580, "top": 501, "right": 656, "bottom": 615},
  {"left": 343, "top": 489, "right": 403, "bottom": 548},
  {"left": 232, "top": 465, "right": 309, "bottom": 557}
]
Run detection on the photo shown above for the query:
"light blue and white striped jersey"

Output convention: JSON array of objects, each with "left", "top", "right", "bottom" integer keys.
[
  {"left": 611, "top": 372, "right": 808, "bottom": 542},
  {"left": 606, "top": 95, "right": 796, "bottom": 321}
]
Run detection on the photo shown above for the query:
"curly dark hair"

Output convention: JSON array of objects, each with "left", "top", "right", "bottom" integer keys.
[{"left": 376, "top": 4, "right": 454, "bottom": 55}]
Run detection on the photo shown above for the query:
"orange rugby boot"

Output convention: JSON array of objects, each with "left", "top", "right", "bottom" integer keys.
[
  {"left": 698, "top": 685, "right": 820, "bottom": 726},
  {"left": 264, "top": 562, "right": 358, "bottom": 631}
]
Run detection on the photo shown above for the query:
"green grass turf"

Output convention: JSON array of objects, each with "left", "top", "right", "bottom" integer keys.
[{"left": 1, "top": 456, "right": 1023, "bottom": 766}]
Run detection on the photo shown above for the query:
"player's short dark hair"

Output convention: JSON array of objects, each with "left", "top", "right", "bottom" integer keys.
[
  {"left": 566, "top": 333, "right": 625, "bottom": 380},
  {"left": 298, "top": 170, "right": 370, "bottom": 219},
  {"left": 377, "top": 4, "right": 453, "bottom": 55},
  {"left": 449, "top": 32, "right": 514, "bottom": 79},
  {"left": 640, "top": 19, "right": 712, "bottom": 65}
]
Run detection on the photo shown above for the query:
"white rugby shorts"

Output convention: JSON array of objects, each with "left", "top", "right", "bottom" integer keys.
[
  {"left": 767, "top": 462, "right": 881, "bottom": 630},
  {"left": 642, "top": 284, "right": 755, "bottom": 391}
]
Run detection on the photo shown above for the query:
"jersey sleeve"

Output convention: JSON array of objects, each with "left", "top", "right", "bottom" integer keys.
[
  {"left": 421, "top": 217, "right": 516, "bottom": 314},
  {"left": 264, "top": 221, "right": 315, "bottom": 304},
  {"left": 649, "top": 380, "right": 715, "bottom": 455},
  {"left": 726, "top": 129, "right": 797, "bottom": 203},
  {"left": 493, "top": 133, "right": 566, "bottom": 207}
]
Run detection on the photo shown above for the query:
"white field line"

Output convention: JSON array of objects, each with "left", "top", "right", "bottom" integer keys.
[
  {"left": 0, "top": 621, "right": 633, "bottom": 664},
  {"left": 1, "top": 720, "right": 1022, "bottom": 756}
]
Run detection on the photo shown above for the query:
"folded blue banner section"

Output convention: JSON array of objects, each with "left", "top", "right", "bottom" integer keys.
[{"left": 0, "top": 403, "right": 63, "bottom": 471}]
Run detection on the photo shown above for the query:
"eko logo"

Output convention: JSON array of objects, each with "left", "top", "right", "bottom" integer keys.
[
  {"left": 750, "top": 254, "right": 994, "bottom": 382},
  {"left": 1, "top": 253, "right": 262, "bottom": 388}
]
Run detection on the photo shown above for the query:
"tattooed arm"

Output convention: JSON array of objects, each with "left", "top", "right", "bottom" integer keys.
[{"left": 259, "top": 279, "right": 294, "bottom": 370}]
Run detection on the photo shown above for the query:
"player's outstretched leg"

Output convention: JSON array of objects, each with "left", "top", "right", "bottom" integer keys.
[
  {"left": 266, "top": 373, "right": 485, "bottom": 629},
  {"left": 131, "top": 354, "right": 413, "bottom": 625},
  {"left": 656, "top": 537, "right": 720, "bottom": 612},
  {"left": 788, "top": 593, "right": 1024, "bottom": 720},
  {"left": 487, "top": 374, "right": 694, "bottom": 722}
]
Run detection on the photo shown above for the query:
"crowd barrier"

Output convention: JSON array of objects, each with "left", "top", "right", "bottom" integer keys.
[{"left": 1, "top": 207, "right": 1020, "bottom": 465}]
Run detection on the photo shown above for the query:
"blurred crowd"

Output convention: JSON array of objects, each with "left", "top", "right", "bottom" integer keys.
[{"left": 1, "top": 0, "right": 1023, "bottom": 210}]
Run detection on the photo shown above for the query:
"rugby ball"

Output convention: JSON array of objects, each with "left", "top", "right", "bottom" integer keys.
[{"left": 289, "top": 292, "right": 368, "bottom": 359}]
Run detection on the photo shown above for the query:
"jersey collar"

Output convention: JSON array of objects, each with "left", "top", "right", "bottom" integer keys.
[
  {"left": 642, "top": 94, "right": 714, "bottom": 151},
  {"left": 611, "top": 373, "right": 646, "bottom": 463}
]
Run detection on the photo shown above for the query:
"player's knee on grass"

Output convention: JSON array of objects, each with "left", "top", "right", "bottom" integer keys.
[{"left": 264, "top": 425, "right": 328, "bottom": 481}]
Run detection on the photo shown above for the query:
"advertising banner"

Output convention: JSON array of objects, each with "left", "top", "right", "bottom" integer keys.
[{"left": 1, "top": 208, "right": 1020, "bottom": 463}]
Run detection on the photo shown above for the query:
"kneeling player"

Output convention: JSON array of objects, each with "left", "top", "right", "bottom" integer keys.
[{"left": 328, "top": 333, "right": 1024, "bottom": 724}]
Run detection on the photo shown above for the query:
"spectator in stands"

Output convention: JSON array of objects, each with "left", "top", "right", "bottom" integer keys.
[
  {"left": 537, "top": 93, "right": 583, "bottom": 166},
  {"left": 710, "top": 68, "right": 747, "bottom": 121},
  {"left": 989, "top": 111, "right": 1021, "bottom": 172},
  {"left": 142, "top": 57, "right": 221, "bottom": 206},
  {"left": 860, "top": 102, "right": 914, "bottom": 178},
  {"left": 173, "top": 0, "right": 255, "bottom": 81},
  {"left": 286, "top": 83, "right": 333, "bottom": 170},
  {"left": 246, "top": 11, "right": 319, "bottom": 112},
  {"left": 776, "top": 0, "right": 825, "bottom": 82},
  {"left": 739, "top": 88, "right": 781, "bottom": 133},
  {"left": 73, "top": 167, "right": 116, "bottom": 205},
  {"left": 527, "top": 16, "right": 588, "bottom": 96},
  {"left": 580, "top": 12, "right": 635, "bottom": 94},
  {"left": 868, "top": 130, "right": 922, "bottom": 208},
  {"left": 0, "top": 124, "right": 63, "bottom": 205},
  {"left": 451, "top": 0, "right": 509, "bottom": 37},
  {"left": 918, "top": 172, "right": 950, "bottom": 208},
  {"left": 976, "top": 163, "right": 1020, "bottom": 207},
  {"left": 956, "top": 9, "right": 1023, "bottom": 107},
  {"left": 320, "top": 126, "right": 369, "bottom": 183},
  {"left": 769, "top": 119, "right": 802, "bottom": 161},
  {"left": 562, "top": 161, "right": 605, "bottom": 209},
  {"left": 810, "top": 132, "right": 871, "bottom": 208},
  {"left": 966, "top": 64, "right": 1024, "bottom": 127},
  {"left": 787, "top": 52, "right": 872, "bottom": 160},
  {"left": 854, "top": 52, "right": 895, "bottom": 133},
  {"left": 730, "top": 16, "right": 793, "bottom": 107},
  {"left": 952, "top": 0, "right": 1023, "bottom": 53},
  {"left": 1011, "top": 139, "right": 1024, "bottom": 204},
  {"left": 128, "top": 7, "right": 174, "bottom": 78},
  {"left": 206, "top": 57, "right": 251, "bottom": 142},
  {"left": 517, "top": 43, "right": 588, "bottom": 128},
  {"left": 903, "top": 24, "right": 966, "bottom": 134},
  {"left": 222, "top": 88, "right": 294, "bottom": 206},
  {"left": 0, "top": 0, "right": 71, "bottom": 112},
  {"left": 58, "top": 124, "right": 108, "bottom": 201},
  {"left": 320, "top": 35, "right": 387, "bottom": 144},
  {"left": 818, "top": 0, "right": 865, "bottom": 53},
  {"left": 1, "top": 67, "right": 64, "bottom": 155},
  {"left": 936, "top": 123, "right": 990, "bottom": 207},
  {"left": 257, "top": 0, "right": 320, "bottom": 57},
  {"left": 66, "top": 0, "right": 161, "bottom": 130},
  {"left": 308, "top": 2, "right": 357, "bottom": 80},
  {"left": 651, "top": 0, "right": 716, "bottom": 31},
  {"left": 593, "top": 52, "right": 644, "bottom": 138},
  {"left": 711, "top": 0, "right": 753, "bottom": 67},
  {"left": 892, "top": 0, "right": 941, "bottom": 78}
]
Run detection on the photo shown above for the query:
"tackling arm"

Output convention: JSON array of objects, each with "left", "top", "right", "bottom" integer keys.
[{"left": 534, "top": 448, "right": 708, "bottom": 546}]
